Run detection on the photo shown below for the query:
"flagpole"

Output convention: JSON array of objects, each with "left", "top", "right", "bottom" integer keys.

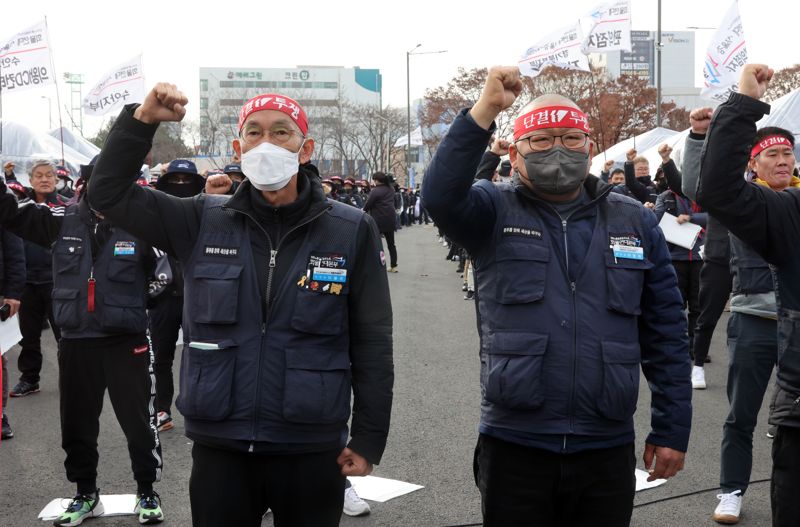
[
  {"left": 587, "top": 69, "right": 607, "bottom": 161},
  {"left": 44, "top": 16, "right": 65, "bottom": 165}
]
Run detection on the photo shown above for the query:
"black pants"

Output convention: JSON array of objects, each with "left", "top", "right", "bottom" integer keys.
[
  {"left": 673, "top": 260, "right": 702, "bottom": 356},
  {"left": 148, "top": 293, "right": 183, "bottom": 414},
  {"left": 382, "top": 230, "right": 398, "bottom": 268},
  {"left": 772, "top": 425, "right": 800, "bottom": 527},
  {"left": 18, "top": 282, "right": 60, "bottom": 384},
  {"left": 189, "top": 442, "right": 345, "bottom": 527},
  {"left": 474, "top": 434, "right": 636, "bottom": 527},
  {"left": 59, "top": 335, "right": 162, "bottom": 488},
  {"left": 693, "top": 260, "right": 732, "bottom": 366}
]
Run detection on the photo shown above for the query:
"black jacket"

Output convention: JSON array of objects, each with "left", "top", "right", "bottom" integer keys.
[
  {"left": 696, "top": 92, "right": 800, "bottom": 427},
  {"left": 623, "top": 165, "right": 659, "bottom": 204},
  {"left": 87, "top": 104, "right": 394, "bottom": 462},
  {"left": 1, "top": 227, "right": 25, "bottom": 300},
  {"left": 362, "top": 184, "right": 396, "bottom": 233}
]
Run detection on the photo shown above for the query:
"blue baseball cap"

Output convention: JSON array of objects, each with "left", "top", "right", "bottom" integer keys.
[
  {"left": 164, "top": 159, "right": 199, "bottom": 176},
  {"left": 223, "top": 163, "right": 243, "bottom": 174}
]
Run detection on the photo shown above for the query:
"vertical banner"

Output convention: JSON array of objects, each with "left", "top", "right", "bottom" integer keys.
[
  {"left": 83, "top": 55, "right": 145, "bottom": 116},
  {"left": 701, "top": 1, "right": 747, "bottom": 102},
  {"left": 518, "top": 24, "right": 591, "bottom": 79},
  {"left": 0, "top": 20, "right": 55, "bottom": 93},
  {"left": 580, "top": 0, "right": 632, "bottom": 53}
]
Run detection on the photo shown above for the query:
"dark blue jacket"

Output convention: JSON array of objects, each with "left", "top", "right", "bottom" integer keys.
[
  {"left": 423, "top": 109, "right": 691, "bottom": 453},
  {"left": 654, "top": 190, "right": 706, "bottom": 261}
]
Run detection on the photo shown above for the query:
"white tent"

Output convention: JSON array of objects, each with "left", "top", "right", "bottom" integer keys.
[
  {"left": 394, "top": 126, "right": 424, "bottom": 148},
  {"left": 590, "top": 127, "right": 680, "bottom": 176},
  {"left": 1, "top": 120, "right": 93, "bottom": 186},
  {"left": 47, "top": 127, "right": 101, "bottom": 161}
]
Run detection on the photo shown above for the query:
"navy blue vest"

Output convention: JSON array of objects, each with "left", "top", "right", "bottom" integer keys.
[
  {"left": 176, "top": 196, "right": 362, "bottom": 445},
  {"left": 473, "top": 185, "right": 652, "bottom": 438},
  {"left": 51, "top": 205, "right": 148, "bottom": 339}
]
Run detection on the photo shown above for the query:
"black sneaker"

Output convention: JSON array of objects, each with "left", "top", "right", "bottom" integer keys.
[
  {"left": 10, "top": 380, "right": 39, "bottom": 397},
  {"left": 767, "top": 425, "right": 777, "bottom": 439},
  {"left": 1, "top": 414, "right": 13, "bottom": 440},
  {"left": 464, "top": 290, "right": 475, "bottom": 300}
]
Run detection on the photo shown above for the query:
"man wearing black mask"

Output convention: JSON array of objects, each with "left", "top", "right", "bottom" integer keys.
[
  {"left": 155, "top": 160, "right": 204, "bottom": 198},
  {"left": 423, "top": 66, "right": 691, "bottom": 527}
]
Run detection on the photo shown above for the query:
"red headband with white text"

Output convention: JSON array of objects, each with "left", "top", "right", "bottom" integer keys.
[
  {"left": 514, "top": 106, "right": 590, "bottom": 141},
  {"left": 750, "top": 135, "right": 793, "bottom": 159},
  {"left": 238, "top": 94, "right": 308, "bottom": 136}
]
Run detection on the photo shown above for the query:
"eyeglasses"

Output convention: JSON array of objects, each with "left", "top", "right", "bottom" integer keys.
[
  {"left": 242, "top": 127, "right": 305, "bottom": 146},
  {"left": 515, "top": 132, "right": 589, "bottom": 152}
]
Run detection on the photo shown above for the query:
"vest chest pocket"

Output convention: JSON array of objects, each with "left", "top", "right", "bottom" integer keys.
[
  {"left": 101, "top": 294, "right": 146, "bottom": 333},
  {"left": 191, "top": 263, "right": 243, "bottom": 324},
  {"left": 484, "top": 331, "right": 548, "bottom": 410},
  {"left": 605, "top": 252, "right": 653, "bottom": 315},
  {"left": 54, "top": 244, "right": 84, "bottom": 275},
  {"left": 52, "top": 288, "right": 81, "bottom": 329},
  {"left": 176, "top": 340, "right": 237, "bottom": 421},
  {"left": 597, "top": 340, "right": 641, "bottom": 421},
  {"left": 283, "top": 346, "right": 351, "bottom": 424},
  {"left": 107, "top": 255, "right": 138, "bottom": 283},
  {"left": 495, "top": 243, "right": 549, "bottom": 304},
  {"left": 291, "top": 289, "right": 348, "bottom": 335}
]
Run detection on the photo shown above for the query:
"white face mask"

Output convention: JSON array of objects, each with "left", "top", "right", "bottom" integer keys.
[{"left": 241, "top": 141, "right": 301, "bottom": 192}]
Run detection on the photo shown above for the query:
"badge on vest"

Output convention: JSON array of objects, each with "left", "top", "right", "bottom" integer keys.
[
  {"left": 113, "top": 241, "right": 136, "bottom": 256},
  {"left": 612, "top": 244, "right": 644, "bottom": 261},
  {"left": 204, "top": 246, "right": 239, "bottom": 257},
  {"left": 297, "top": 252, "right": 347, "bottom": 295},
  {"left": 502, "top": 226, "right": 543, "bottom": 239}
]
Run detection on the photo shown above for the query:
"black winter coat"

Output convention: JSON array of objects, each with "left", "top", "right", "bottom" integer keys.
[{"left": 363, "top": 184, "right": 397, "bottom": 233}]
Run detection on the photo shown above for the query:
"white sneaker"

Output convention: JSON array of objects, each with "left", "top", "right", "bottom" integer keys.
[
  {"left": 343, "top": 486, "right": 370, "bottom": 517},
  {"left": 692, "top": 366, "right": 707, "bottom": 390},
  {"left": 713, "top": 490, "right": 742, "bottom": 524}
]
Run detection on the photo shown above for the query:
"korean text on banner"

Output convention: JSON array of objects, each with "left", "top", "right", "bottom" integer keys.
[
  {"left": 701, "top": 1, "right": 747, "bottom": 103},
  {"left": 518, "top": 24, "right": 591, "bottom": 79},
  {"left": 580, "top": 0, "right": 632, "bottom": 53},
  {"left": 83, "top": 55, "right": 145, "bottom": 116},
  {"left": 0, "top": 20, "right": 55, "bottom": 93}
]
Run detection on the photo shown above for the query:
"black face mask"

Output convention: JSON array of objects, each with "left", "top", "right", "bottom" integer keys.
[
  {"left": 160, "top": 182, "right": 202, "bottom": 198},
  {"left": 520, "top": 146, "right": 589, "bottom": 195}
]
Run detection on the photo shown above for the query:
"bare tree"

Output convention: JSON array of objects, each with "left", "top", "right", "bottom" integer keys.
[{"left": 765, "top": 64, "right": 800, "bottom": 103}]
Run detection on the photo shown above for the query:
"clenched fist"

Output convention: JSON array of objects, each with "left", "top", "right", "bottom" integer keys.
[
  {"left": 205, "top": 174, "right": 232, "bottom": 195},
  {"left": 689, "top": 107, "right": 713, "bottom": 135},
  {"left": 134, "top": 83, "right": 189, "bottom": 125}
]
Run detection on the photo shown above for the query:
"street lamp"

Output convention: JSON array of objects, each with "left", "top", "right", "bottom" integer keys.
[
  {"left": 41, "top": 95, "right": 52, "bottom": 129},
  {"left": 406, "top": 44, "right": 447, "bottom": 186}
]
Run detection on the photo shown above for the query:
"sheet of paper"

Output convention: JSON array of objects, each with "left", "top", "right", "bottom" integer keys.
[
  {"left": 658, "top": 212, "right": 702, "bottom": 250},
  {"left": 39, "top": 494, "right": 137, "bottom": 520},
  {"left": 635, "top": 468, "right": 667, "bottom": 492},
  {"left": 347, "top": 475, "right": 424, "bottom": 503},
  {"left": 0, "top": 314, "right": 21, "bottom": 355}
]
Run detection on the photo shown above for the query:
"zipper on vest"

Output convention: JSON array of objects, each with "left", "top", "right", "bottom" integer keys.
[{"left": 561, "top": 217, "right": 578, "bottom": 435}]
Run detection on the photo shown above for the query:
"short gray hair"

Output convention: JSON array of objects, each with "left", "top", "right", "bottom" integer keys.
[{"left": 30, "top": 159, "right": 56, "bottom": 175}]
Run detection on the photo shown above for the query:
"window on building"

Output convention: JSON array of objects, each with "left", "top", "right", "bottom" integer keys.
[
  {"left": 200, "top": 79, "right": 208, "bottom": 91},
  {"left": 200, "top": 97, "right": 208, "bottom": 110}
]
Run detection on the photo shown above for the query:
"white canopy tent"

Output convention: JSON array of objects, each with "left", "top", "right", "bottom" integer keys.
[
  {"left": 590, "top": 127, "right": 680, "bottom": 176},
  {"left": 47, "top": 127, "right": 101, "bottom": 161}
]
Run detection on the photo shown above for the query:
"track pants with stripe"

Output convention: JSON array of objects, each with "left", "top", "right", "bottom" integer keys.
[{"left": 59, "top": 334, "right": 162, "bottom": 488}]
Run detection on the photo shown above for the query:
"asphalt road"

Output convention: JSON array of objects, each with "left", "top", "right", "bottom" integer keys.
[{"left": 0, "top": 224, "right": 776, "bottom": 526}]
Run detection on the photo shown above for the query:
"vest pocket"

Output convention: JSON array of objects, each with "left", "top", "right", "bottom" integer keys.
[
  {"left": 51, "top": 288, "right": 81, "bottom": 329},
  {"left": 597, "top": 340, "right": 640, "bottom": 421},
  {"left": 107, "top": 256, "right": 137, "bottom": 283},
  {"left": 54, "top": 244, "right": 83, "bottom": 275},
  {"left": 291, "top": 289, "right": 347, "bottom": 335},
  {"left": 101, "top": 294, "right": 147, "bottom": 332},
  {"left": 176, "top": 341, "right": 237, "bottom": 421},
  {"left": 604, "top": 252, "right": 653, "bottom": 315},
  {"left": 495, "top": 243, "right": 549, "bottom": 304},
  {"left": 484, "top": 331, "right": 548, "bottom": 410},
  {"left": 192, "top": 263, "right": 243, "bottom": 324},
  {"left": 283, "top": 346, "right": 351, "bottom": 424}
]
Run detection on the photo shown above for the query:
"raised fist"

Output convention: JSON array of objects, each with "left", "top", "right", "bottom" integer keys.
[
  {"left": 689, "top": 107, "right": 713, "bottom": 135},
  {"left": 134, "top": 83, "right": 189, "bottom": 125}
]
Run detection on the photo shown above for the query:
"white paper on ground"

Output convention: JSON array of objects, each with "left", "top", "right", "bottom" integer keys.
[
  {"left": 635, "top": 468, "right": 667, "bottom": 491},
  {"left": 658, "top": 212, "right": 702, "bottom": 250},
  {"left": 347, "top": 475, "right": 424, "bottom": 502},
  {"left": 39, "top": 494, "right": 137, "bottom": 520},
  {"left": 0, "top": 314, "right": 22, "bottom": 355}
]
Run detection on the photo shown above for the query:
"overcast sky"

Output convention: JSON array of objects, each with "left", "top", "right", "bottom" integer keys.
[{"left": 2, "top": 0, "right": 797, "bottom": 137}]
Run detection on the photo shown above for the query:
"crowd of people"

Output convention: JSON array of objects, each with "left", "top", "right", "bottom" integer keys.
[{"left": 0, "top": 62, "right": 798, "bottom": 527}]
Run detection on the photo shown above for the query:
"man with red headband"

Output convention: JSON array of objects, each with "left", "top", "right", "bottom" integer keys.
[
  {"left": 696, "top": 63, "right": 800, "bottom": 527},
  {"left": 423, "top": 66, "right": 691, "bottom": 526},
  {"left": 87, "top": 84, "right": 394, "bottom": 526}
]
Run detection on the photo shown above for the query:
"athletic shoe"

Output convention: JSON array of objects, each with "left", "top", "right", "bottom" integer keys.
[
  {"left": 343, "top": 486, "right": 370, "bottom": 517},
  {"left": 766, "top": 425, "right": 777, "bottom": 439},
  {"left": 134, "top": 492, "right": 164, "bottom": 524},
  {"left": 464, "top": 290, "right": 475, "bottom": 300},
  {"left": 713, "top": 490, "right": 742, "bottom": 524},
  {"left": 10, "top": 380, "right": 39, "bottom": 397},
  {"left": 53, "top": 491, "right": 104, "bottom": 526},
  {"left": 388, "top": 267, "right": 398, "bottom": 273},
  {"left": 692, "top": 366, "right": 707, "bottom": 390},
  {"left": 462, "top": 283, "right": 468, "bottom": 292},
  {"left": 1, "top": 414, "right": 13, "bottom": 440},
  {"left": 156, "top": 412, "right": 173, "bottom": 432}
]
